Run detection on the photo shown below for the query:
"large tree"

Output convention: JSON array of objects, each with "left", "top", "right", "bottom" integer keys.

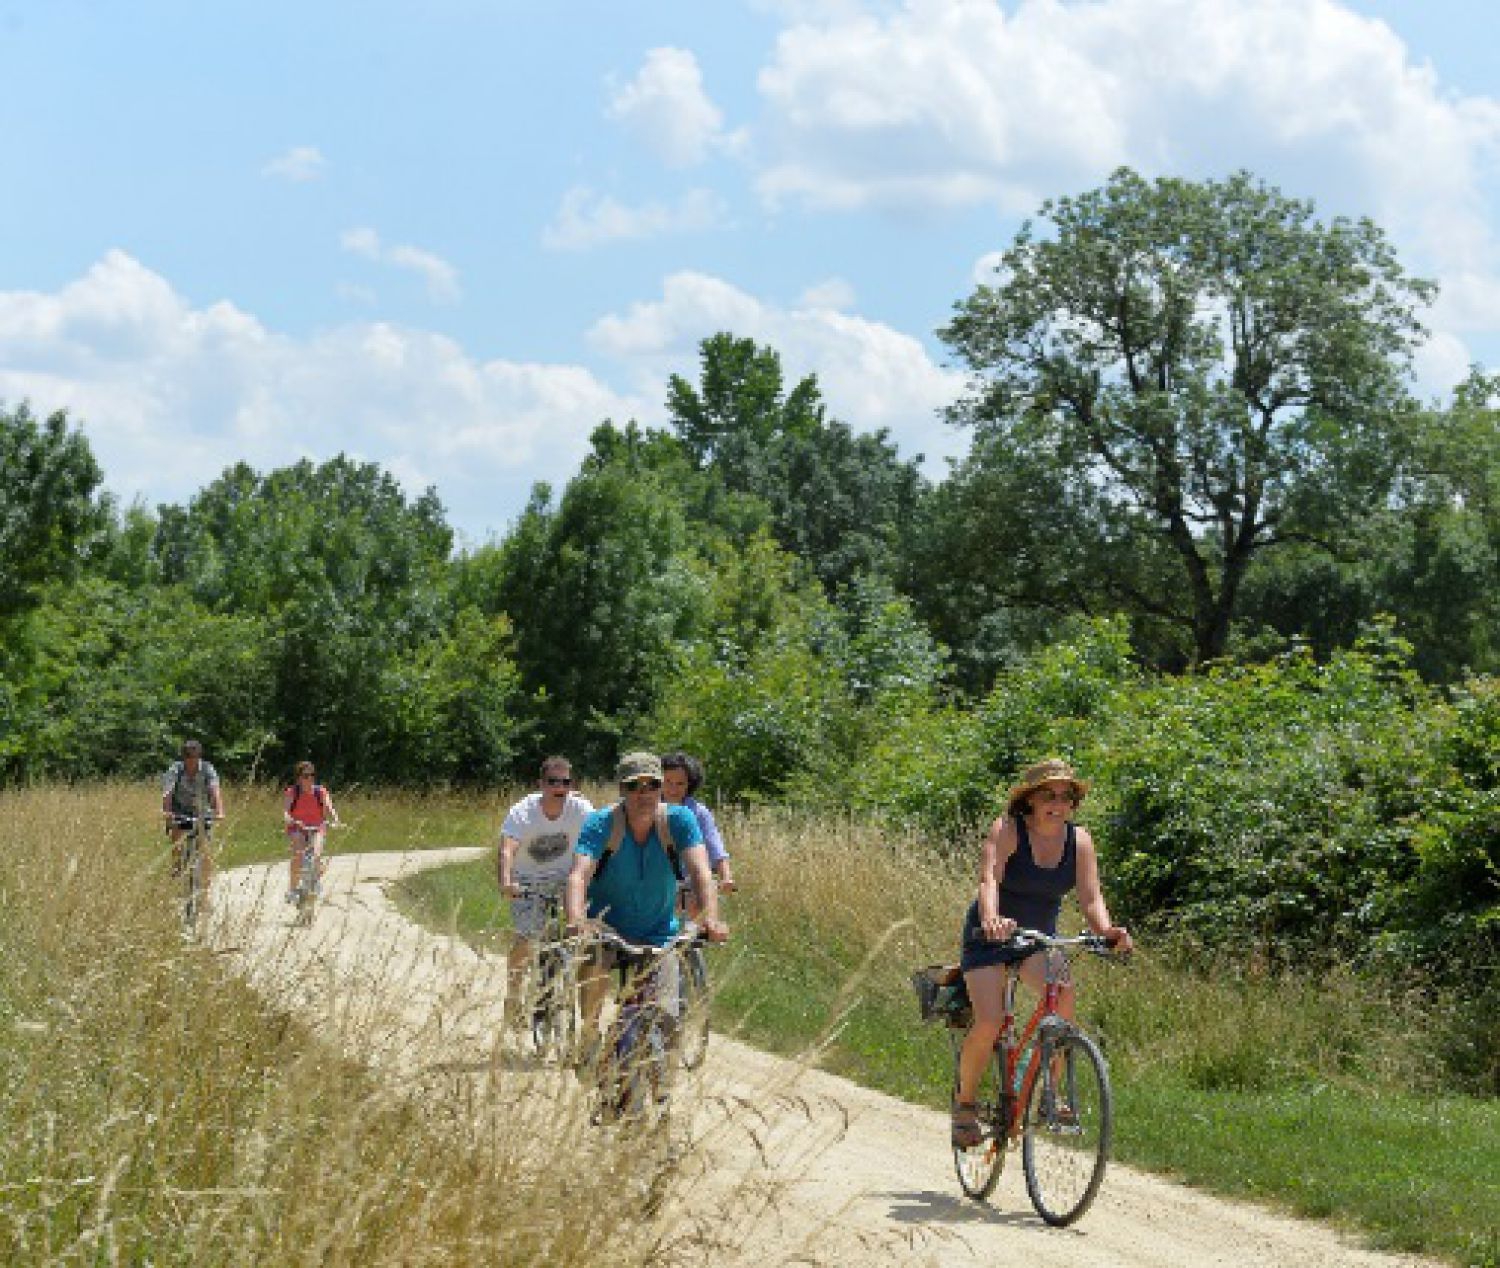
[{"left": 940, "top": 168, "right": 1435, "bottom": 664}]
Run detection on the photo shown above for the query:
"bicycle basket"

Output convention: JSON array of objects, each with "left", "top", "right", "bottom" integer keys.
[{"left": 911, "top": 964, "right": 972, "bottom": 1028}]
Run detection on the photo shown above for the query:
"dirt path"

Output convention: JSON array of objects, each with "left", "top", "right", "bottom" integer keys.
[{"left": 210, "top": 849, "right": 1440, "bottom": 1268}]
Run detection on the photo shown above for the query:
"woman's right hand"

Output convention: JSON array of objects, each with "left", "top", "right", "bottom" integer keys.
[{"left": 980, "top": 912, "right": 1017, "bottom": 942}]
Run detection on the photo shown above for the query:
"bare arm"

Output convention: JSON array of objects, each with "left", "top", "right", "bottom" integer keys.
[
  {"left": 497, "top": 835, "right": 522, "bottom": 897},
  {"left": 563, "top": 852, "right": 597, "bottom": 932},
  {"left": 976, "top": 816, "right": 1019, "bottom": 941},
  {"left": 1073, "top": 829, "right": 1133, "bottom": 953},
  {"left": 683, "top": 848, "right": 727, "bottom": 941}
]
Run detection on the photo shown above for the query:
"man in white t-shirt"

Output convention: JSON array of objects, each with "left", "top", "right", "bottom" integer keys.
[{"left": 498, "top": 755, "right": 593, "bottom": 1032}]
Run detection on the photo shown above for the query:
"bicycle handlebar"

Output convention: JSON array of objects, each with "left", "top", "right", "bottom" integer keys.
[
  {"left": 584, "top": 923, "right": 708, "bottom": 959},
  {"left": 1007, "top": 929, "right": 1123, "bottom": 956}
]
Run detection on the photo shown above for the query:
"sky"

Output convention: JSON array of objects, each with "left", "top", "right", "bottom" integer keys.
[{"left": 2, "top": 0, "right": 1497, "bottom": 546}]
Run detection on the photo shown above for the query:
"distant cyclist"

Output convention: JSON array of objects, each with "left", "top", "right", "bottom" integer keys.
[
  {"left": 161, "top": 739, "right": 226, "bottom": 885},
  {"left": 565, "top": 751, "right": 728, "bottom": 1062},
  {"left": 283, "top": 761, "right": 340, "bottom": 904},
  {"left": 498, "top": 756, "right": 594, "bottom": 1034},
  {"left": 660, "top": 751, "right": 736, "bottom": 906}
]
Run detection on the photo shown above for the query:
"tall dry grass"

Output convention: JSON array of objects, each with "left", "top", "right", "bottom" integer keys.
[
  {"left": 0, "top": 784, "right": 821, "bottom": 1266},
  {"left": 710, "top": 800, "right": 1450, "bottom": 1099}
]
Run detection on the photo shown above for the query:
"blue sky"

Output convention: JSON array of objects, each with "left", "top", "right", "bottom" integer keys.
[{"left": 2, "top": 0, "right": 1497, "bottom": 544}]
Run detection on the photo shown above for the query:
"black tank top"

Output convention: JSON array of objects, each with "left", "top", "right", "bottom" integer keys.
[{"left": 996, "top": 817, "right": 1077, "bottom": 936}]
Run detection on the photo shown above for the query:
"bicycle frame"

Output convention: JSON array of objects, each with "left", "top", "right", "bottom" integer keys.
[
  {"left": 172, "top": 813, "right": 214, "bottom": 929},
  {"left": 589, "top": 925, "right": 703, "bottom": 1124},
  {"left": 517, "top": 885, "right": 575, "bottom": 1055},
  {"left": 994, "top": 943, "right": 1076, "bottom": 1136}
]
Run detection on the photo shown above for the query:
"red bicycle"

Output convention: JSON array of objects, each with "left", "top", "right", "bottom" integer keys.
[{"left": 947, "top": 929, "right": 1122, "bottom": 1225}]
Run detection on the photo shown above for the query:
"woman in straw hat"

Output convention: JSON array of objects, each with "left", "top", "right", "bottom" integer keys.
[{"left": 951, "top": 758, "right": 1133, "bottom": 1149}]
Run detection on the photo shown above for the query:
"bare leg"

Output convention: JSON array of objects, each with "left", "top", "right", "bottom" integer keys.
[
  {"left": 504, "top": 935, "right": 533, "bottom": 1028},
  {"left": 957, "top": 965, "right": 1008, "bottom": 1105}
]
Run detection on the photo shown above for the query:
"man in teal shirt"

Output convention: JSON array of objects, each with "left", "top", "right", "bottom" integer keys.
[{"left": 565, "top": 751, "right": 728, "bottom": 1058}]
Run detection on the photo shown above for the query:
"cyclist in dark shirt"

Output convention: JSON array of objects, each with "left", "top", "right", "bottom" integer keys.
[{"left": 951, "top": 758, "right": 1132, "bottom": 1148}]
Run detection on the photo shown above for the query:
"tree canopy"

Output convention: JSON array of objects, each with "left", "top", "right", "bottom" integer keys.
[{"left": 940, "top": 168, "right": 1436, "bottom": 664}]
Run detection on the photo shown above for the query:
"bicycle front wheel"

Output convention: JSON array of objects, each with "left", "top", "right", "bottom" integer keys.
[
  {"left": 1021, "top": 1026, "right": 1112, "bottom": 1227},
  {"left": 678, "top": 945, "right": 711, "bottom": 1070},
  {"left": 182, "top": 841, "right": 204, "bottom": 930},
  {"left": 531, "top": 946, "right": 577, "bottom": 1059},
  {"left": 951, "top": 1031, "right": 1007, "bottom": 1201}
]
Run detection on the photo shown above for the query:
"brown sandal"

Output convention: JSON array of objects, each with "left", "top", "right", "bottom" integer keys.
[{"left": 951, "top": 1101, "right": 982, "bottom": 1149}]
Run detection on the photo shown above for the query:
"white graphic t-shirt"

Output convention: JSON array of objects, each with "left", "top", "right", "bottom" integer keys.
[{"left": 501, "top": 792, "right": 594, "bottom": 884}]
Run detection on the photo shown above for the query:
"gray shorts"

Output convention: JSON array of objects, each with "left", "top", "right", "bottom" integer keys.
[{"left": 511, "top": 882, "right": 565, "bottom": 941}]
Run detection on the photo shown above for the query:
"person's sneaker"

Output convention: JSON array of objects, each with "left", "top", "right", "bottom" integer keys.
[{"left": 285, "top": 889, "right": 297, "bottom": 905}]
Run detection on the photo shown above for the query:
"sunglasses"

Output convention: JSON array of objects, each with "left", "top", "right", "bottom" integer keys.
[
  {"left": 544, "top": 776, "right": 573, "bottom": 787},
  {"left": 1034, "top": 787, "right": 1077, "bottom": 804},
  {"left": 620, "top": 778, "right": 662, "bottom": 793}
]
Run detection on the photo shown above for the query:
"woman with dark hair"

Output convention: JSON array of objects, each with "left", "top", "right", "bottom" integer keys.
[
  {"left": 660, "top": 752, "right": 736, "bottom": 894},
  {"left": 283, "top": 760, "right": 340, "bottom": 904}
]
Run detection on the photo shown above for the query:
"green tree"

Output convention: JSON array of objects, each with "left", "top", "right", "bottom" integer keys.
[
  {"left": 940, "top": 169, "right": 1435, "bottom": 664},
  {"left": 668, "top": 334, "right": 927, "bottom": 593},
  {"left": 0, "top": 403, "right": 108, "bottom": 619},
  {"left": 151, "top": 457, "right": 458, "bottom": 780},
  {"left": 1233, "top": 370, "right": 1500, "bottom": 679},
  {"left": 493, "top": 460, "right": 707, "bottom": 769}
]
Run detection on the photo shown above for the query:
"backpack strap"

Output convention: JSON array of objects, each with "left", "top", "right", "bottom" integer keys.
[{"left": 596, "top": 802, "right": 681, "bottom": 881}]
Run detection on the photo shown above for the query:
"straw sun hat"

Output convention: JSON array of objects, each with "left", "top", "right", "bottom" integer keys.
[{"left": 1006, "top": 758, "right": 1090, "bottom": 817}]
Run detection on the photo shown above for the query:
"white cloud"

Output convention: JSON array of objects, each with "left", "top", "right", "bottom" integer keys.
[
  {"left": 542, "top": 186, "right": 730, "bottom": 250},
  {"left": 753, "top": 0, "right": 1500, "bottom": 387},
  {"left": 755, "top": 0, "right": 1500, "bottom": 221},
  {"left": 261, "top": 145, "right": 326, "bottom": 182},
  {"left": 607, "top": 47, "right": 739, "bottom": 167},
  {"left": 0, "top": 252, "right": 647, "bottom": 541},
  {"left": 340, "top": 226, "right": 462, "bottom": 303},
  {"left": 799, "top": 277, "right": 857, "bottom": 310},
  {"left": 588, "top": 270, "right": 966, "bottom": 467}
]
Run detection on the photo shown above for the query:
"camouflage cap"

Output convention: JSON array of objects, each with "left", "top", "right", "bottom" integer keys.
[{"left": 616, "top": 751, "right": 664, "bottom": 784}]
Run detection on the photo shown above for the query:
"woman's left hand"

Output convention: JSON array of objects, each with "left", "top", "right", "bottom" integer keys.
[{"left": 1104, "top": 925, "right": 1134, "bottom": 955}]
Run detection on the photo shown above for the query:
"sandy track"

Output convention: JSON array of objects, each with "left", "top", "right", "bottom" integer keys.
[{"left": 209, "top": 849, "right": 1440, "bottom": 1268}]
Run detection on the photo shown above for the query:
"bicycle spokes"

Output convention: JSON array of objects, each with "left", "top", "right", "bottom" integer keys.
[{"left": 1021, "top": 1031, "right": 1112, "bottom": 1227}]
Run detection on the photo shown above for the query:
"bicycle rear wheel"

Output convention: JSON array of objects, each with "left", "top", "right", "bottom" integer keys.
[
  {"left": 951, "top": 1033, "right": 1008, "bottom": 1200},
  {"left": 1021, "top": 1026, "right": 1112, "bottom": 1227},
  {"left": 678, "top": 944, "right": 711, "bottom": 1070}
]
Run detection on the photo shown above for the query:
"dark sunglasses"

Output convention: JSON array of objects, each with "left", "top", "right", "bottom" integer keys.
[
  {"left": 621, "top": 777, "right": 662, "bottom": 793},
  {"left": 544, "top": 775, "right": 573, "bottom": 787},
  {"left": 1034, "top": 787, "right": 1077, "bottom": 805}
]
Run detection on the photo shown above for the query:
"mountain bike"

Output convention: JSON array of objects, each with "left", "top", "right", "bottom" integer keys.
[
  {"left": 589, "top": 924, "right": 705, "bottom": 1127},
  {"left": 949, "top": 929, "right": 1123, "bottom": 1226},
  {"left": 288, "top": 819, "right": 341, "bottom": 928},
  {"left": 169, "top": 812, "right": 215, "bottom": 933},
  {"left": 518, "top": 885, "right": 577, "bottom": 1059}
]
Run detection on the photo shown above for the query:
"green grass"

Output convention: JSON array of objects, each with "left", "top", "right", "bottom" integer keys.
[{"left": 397, "top": 808, "right": 1500, "bottom": 1267}]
